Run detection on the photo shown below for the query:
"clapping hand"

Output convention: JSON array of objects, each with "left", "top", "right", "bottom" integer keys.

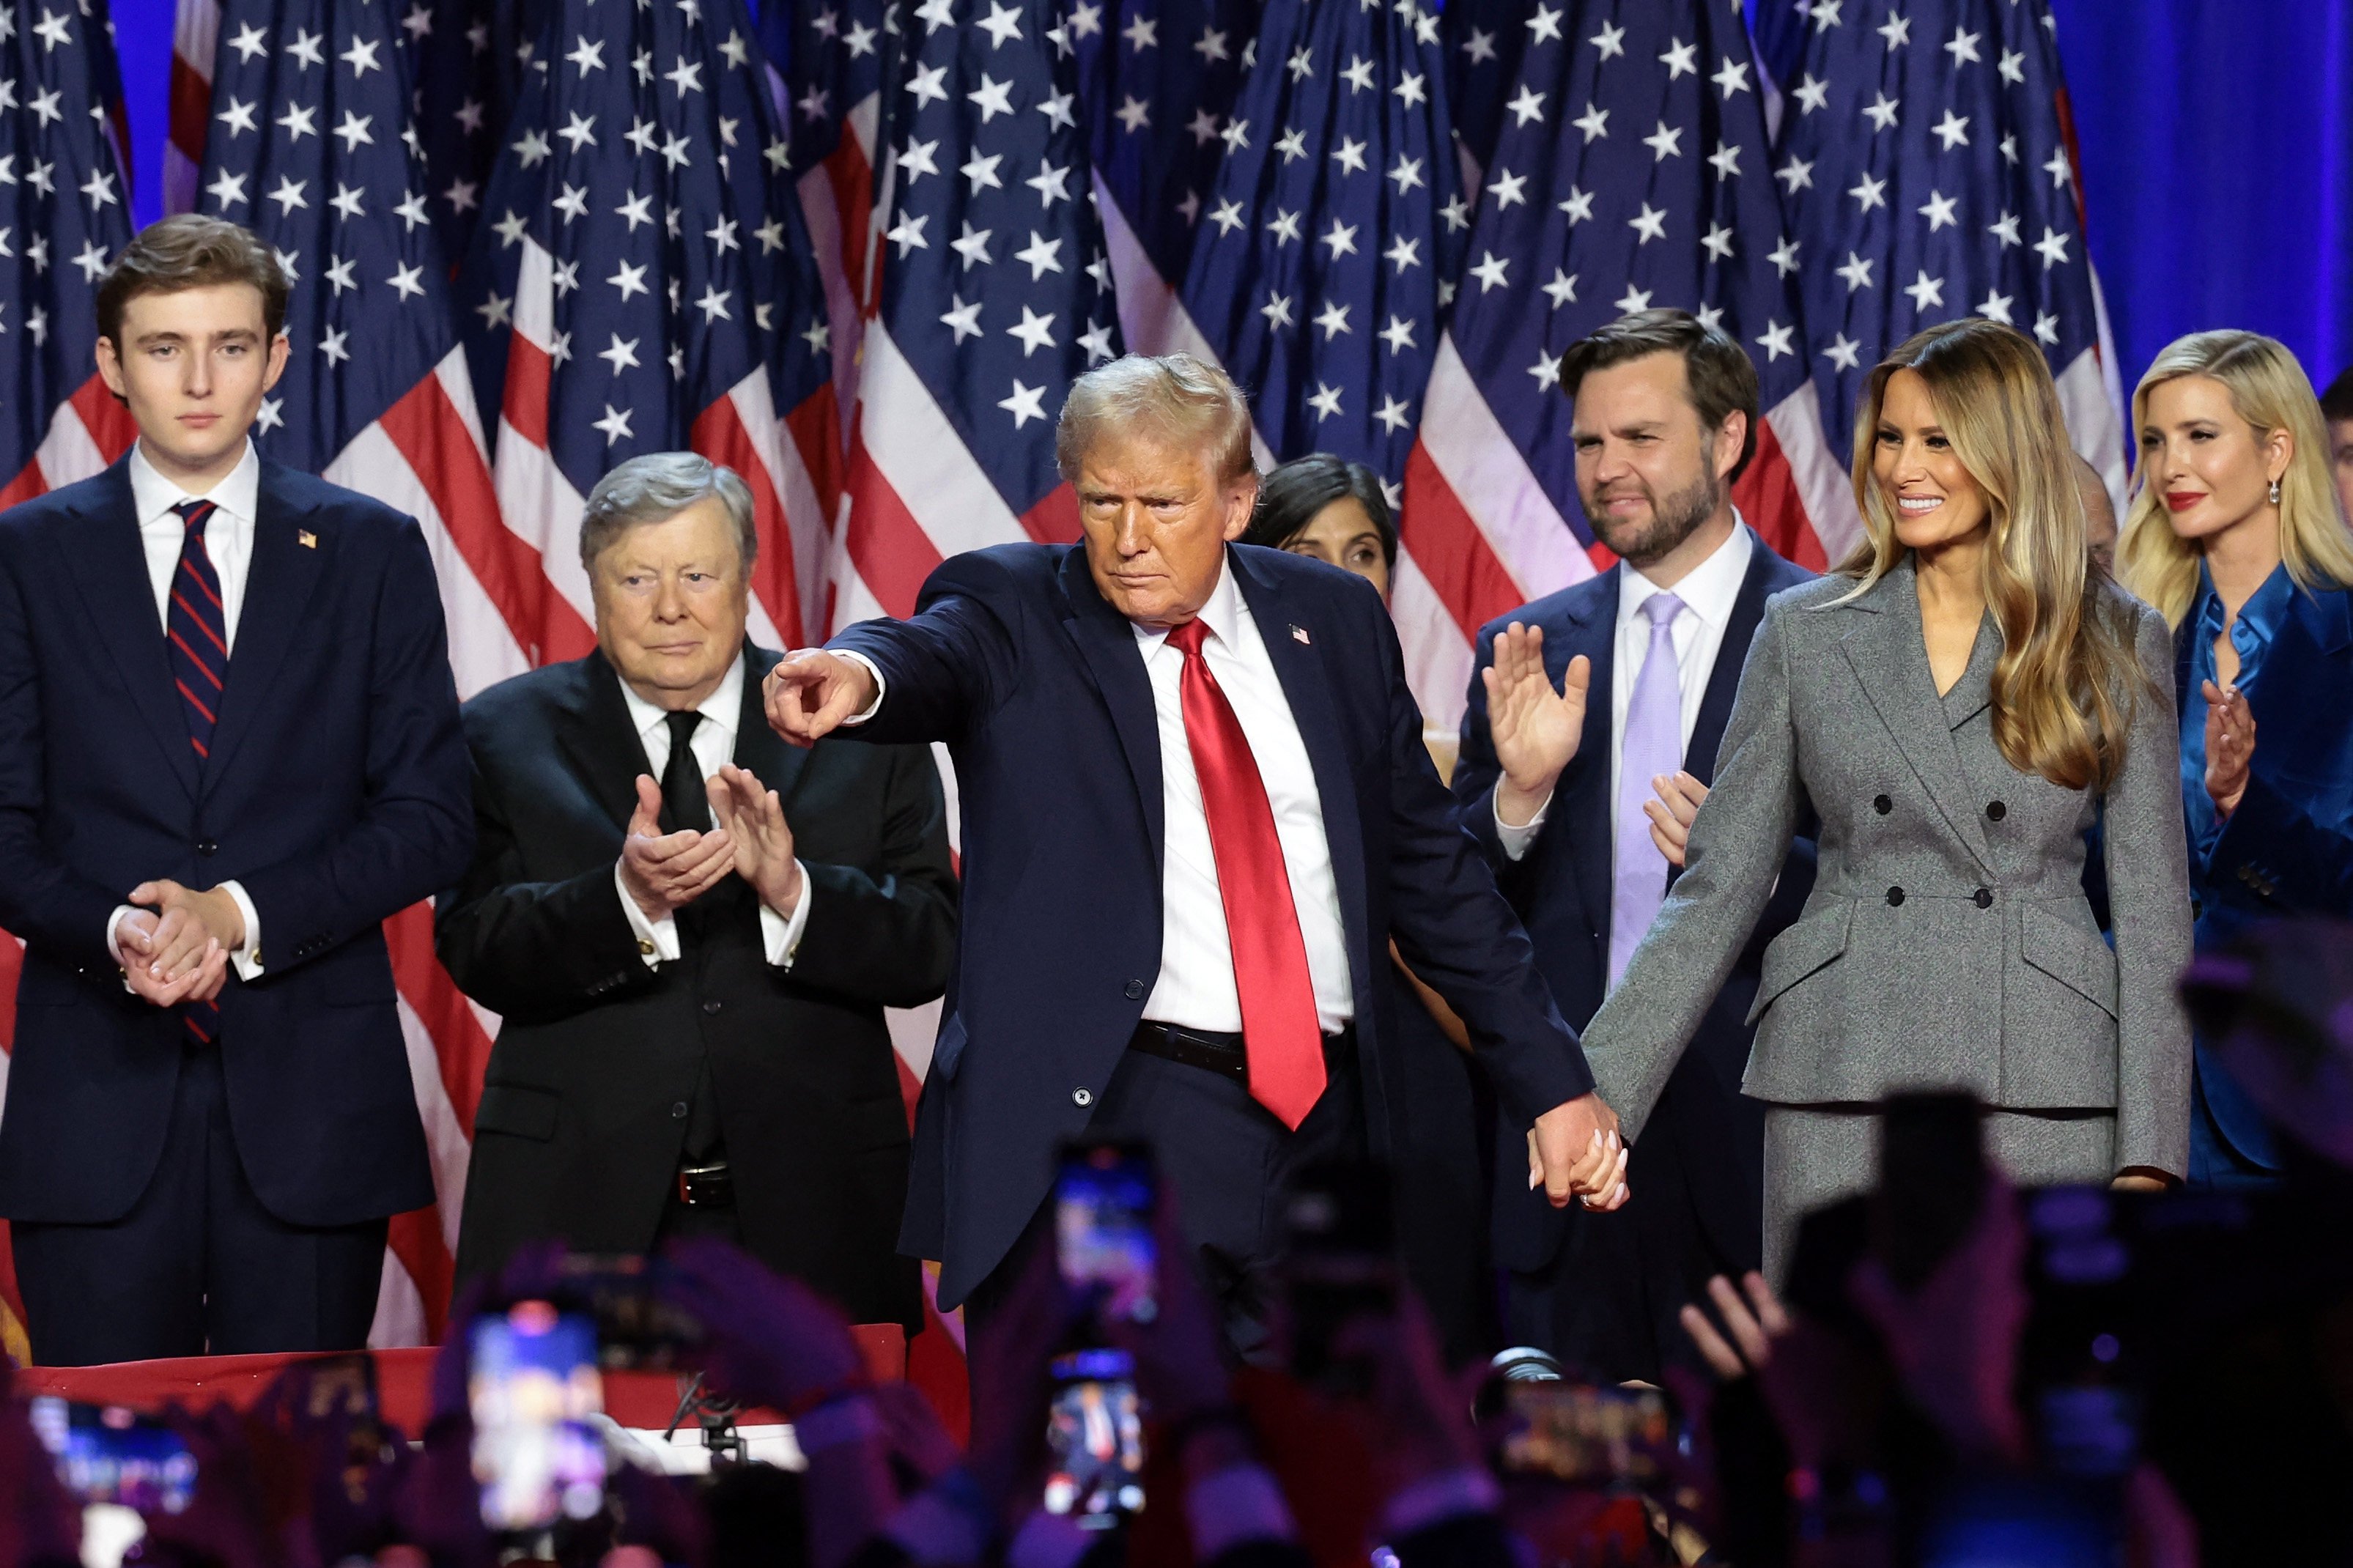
[
  {"left": 2202, "top": 679, "right": 2254, "bottom": 818},
  {"left": 1480, "top": 624, "right": 1590, "bottom": 827},
  {"left": 618, "top": 774, "right": 734, "bottom": 920},
  {"left": 709, "top": 763, "right": 805, "bottom": 917}
]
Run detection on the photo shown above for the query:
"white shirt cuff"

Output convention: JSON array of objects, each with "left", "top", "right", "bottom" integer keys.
[
  {"left": 106, "top": 904, "right": 138, "bottom": 988},
  {"left": 219, "top": 880, "right": 263, "bottom": 980},
  {"left": 835, "top": 650, "right": 887, "bottom": 726},
  {"left": 1493, "top": 786, "right": 1551, "bottom": 862},
  {"left": 616, "top": 862, "right": 680, "bottom": 966},
  {"left": 761, "top": 859, "right": 813, "bottom": 968}
]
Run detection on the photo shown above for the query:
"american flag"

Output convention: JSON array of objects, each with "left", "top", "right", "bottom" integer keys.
[
  {"left": 1070, "top": 0, "right": 1254, "bottom": 356},
  {"left": 831, "top": 0, "right": 1120, "bottom": 628},
  {"left": 1398, "top": 0, "right": 1853, "bottom": 732},
  {"left": 459, "top": 0, "right": 841, "bottom": 658},
  {"left": 2, "top": 0, "right": 138, "bottom": 506},
  {"left": 196, "top": 0, "right": 522, "bottom": 1344},
  {"left": 1178, "top": 0, "right": 1462, "bottom": 491},
  {"left": 780, "top": 0, "right": 890, "bottom": 437},
  {"left": 1769, "top": 0, "right": 2124, "bottom": 491},
  {"left": 166, "top": 0, "right": 218, "bottom": 212},
  {"left": 1442, "top": 0, "right": 1530, "bottom": 191},
  {"left": 1, "top": 0, "right": 139, "bottom": 1346}
]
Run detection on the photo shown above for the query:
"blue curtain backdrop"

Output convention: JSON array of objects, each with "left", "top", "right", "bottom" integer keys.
[{"left": 103, "top": 0, "right": 2353, "bottom": 402}]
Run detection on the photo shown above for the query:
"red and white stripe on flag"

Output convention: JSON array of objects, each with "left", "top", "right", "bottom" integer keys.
[{"left": 164, "top": 0, "right": 218, "bottom": 217}]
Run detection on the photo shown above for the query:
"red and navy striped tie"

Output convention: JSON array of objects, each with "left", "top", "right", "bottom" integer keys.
[{"left": 168, "top": 498, "right": 227, "bottom": 1044}]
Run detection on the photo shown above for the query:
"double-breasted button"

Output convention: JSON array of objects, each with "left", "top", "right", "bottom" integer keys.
[
  {"left": 196, "top": 839, "right": 218, "bottom": 857},
  {"left": 1072, "top": 1087, "right": 1094, "bottom": 1108},
  {"left": 1886, "top": 886, "right": 1905, "bottom": 906},
  {"left": 1973, "top": 887, "right": 1993, "bottom": 909},
  {"left": 702, "top": 999, "right": 723, "bottom": 1016},
  {"left": 1123, "top": 979, "right": 1146, "bottom": 999},
  {"left": 1873, "top": 794, "right": 1893, "bottom": 816},
  {"left": 1985, "top": 801, "right": 2007, "bottom": 822},
  {"left": 671, "top": 1102, "right": 689, "bottom": 1120}
]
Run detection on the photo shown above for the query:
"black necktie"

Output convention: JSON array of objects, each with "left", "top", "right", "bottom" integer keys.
[{"left": 660, "top": 710, "right": 709, "bottom": 834}]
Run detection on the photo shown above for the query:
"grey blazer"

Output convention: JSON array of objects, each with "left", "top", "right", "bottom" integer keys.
[{"left": 1582, "top": 557, "right": 2193, "bottom": 1177}]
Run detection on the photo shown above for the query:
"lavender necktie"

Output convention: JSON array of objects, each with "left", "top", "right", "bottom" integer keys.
[{"left": 1609, "top": 591, "right": 1685, "bottom": 988}]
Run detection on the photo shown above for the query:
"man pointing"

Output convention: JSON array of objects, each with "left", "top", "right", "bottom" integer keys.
[{"left": 766, "top": 354, "right": 1622, "bottom": 1360}]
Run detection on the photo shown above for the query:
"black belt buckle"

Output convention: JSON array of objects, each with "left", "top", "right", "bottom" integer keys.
[
  {"left": 676, "top": 1161, "right": 735, "bottom": 1208},
  {"left": 1129, "top": 1021, "right": 1250, "bottom": 1085}
]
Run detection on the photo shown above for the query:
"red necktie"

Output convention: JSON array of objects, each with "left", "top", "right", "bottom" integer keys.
[
  {"left": 168, "top": 499, "right": 229, "bottom": 1046},
  {"left": 1165, "top": 618, "right": 1326, "bottom": 1130}
]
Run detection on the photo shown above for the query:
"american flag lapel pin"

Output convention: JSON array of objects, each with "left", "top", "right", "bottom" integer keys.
[
  {"left": 297, "top": 530, "right": 318, "bottom": 550},
  {"left": 1290, "top": 624, "right": 1311, "bottom": 645}
]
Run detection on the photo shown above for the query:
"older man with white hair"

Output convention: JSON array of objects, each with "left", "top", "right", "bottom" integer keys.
[
  {"left": 439, "top": 452, "right": 957, "bottom": 1331},
  {"left": 766, "top": 354, "right": 1622, "bottom": 1362}
]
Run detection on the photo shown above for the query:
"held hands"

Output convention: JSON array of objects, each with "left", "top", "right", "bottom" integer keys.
[
  {"left": 709, "top": 763, "right": 805, "bottom": 917},
  {"left": 618, "top": 774, "right": 735, "bottom": 920},
  {"left": 1528, "top": 1091, "right": 1630, "bottom": 1210},
  {"left": 1643, "top": 770, "right": 1710, "bottom": 868},
  {"left": 121, "top": 881, "right": 240, "bottom": 1007},
  {"left": 1481, "top": 623, "right": 1590, "bottom": 826},
  {"left": 2202, "top": 678, "right": 2254, "bottom": 818},
  {"left": 763, "top": 649, "right": 877, "bottom": 747}
]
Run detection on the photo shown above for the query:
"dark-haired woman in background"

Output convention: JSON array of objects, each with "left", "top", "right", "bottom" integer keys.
[
  {"left": 1245, "top": 454, "right": 1493, "bottom": 1357},
  {"left": 2117, "top": 330, "right": 2353, "bottom": 1187}
]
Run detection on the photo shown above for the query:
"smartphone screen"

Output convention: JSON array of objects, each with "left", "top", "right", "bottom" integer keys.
[
  {"left": 1042, "top": 1349, "right": 1145, "bottom": 1527},
  {"left": 1496, "top": 1383, "right": 1674, "bottom": 1487},
  {"left": 468, "top": 1301, "right": 609, "bottom": 1534},
  {"left": 555, "top": 1253, "right": 706, "bottom": 1370},
  {"left": 1055, "top": 1142, "right": 1158, "bottom": 1325},
  {"left": 26, "top": 1399, "right": 198, "bottom": 1515}
]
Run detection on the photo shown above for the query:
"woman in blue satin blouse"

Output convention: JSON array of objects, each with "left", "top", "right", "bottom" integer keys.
[{"left": 2118, "top": 330, "right": 2353, "bottom": 1185}]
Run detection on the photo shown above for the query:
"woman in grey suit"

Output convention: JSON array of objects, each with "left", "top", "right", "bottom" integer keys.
[{"left": 1564, "top": 319, "right": 2193, "bottom": 1274}]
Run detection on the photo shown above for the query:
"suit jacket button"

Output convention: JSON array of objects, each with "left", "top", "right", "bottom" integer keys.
[
  {"left": 1123, "top": 980, "right": 1145, "bottom": 999},
  {"left": 1886, "top": 886, "right": 1905, "bottom": 906},
  {"left": 1985, "top": 800, "right": 2006, "bottom": 822},
  {"left": 671, "top": 1102, "right": 689, "bottom": 1119},
  {"left": 1873, "top": 794, "right": 1892, "bottom": 816},
  {"left": 1073, "top": 1087, "right": 1094, "bottom": 1107},
  {"left": 702, "top": 999, "right": 723, "bottom": 1016},
  {"left": 1973, "top": 887, "right": 1993, "bottom": 909},
  {"left": 196, "top": 839, "right": 218, "bottom": 857}
]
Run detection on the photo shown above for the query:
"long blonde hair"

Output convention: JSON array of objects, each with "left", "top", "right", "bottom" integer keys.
[
  {"left": 2115, "top": 330, "right": 2353, "bottom": 626},
  {"left": 1844, "top": 319, "right": 2148, "bottom": 793}
]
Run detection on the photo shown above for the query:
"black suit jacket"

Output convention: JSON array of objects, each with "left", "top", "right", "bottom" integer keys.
[
  {"left": 437, "top": 645, "right": 957, "bottom": 1328},
  {"left": 0, "top": 459, "right": 472, "bottom": 1226},
  {"left": 1453, "top": 544, "right": 1817, "bottom": 1317}
]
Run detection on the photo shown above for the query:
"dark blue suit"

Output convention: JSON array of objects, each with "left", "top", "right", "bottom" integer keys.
[
  {"left": 0, "top": 458, "right": 473, "bottom": 1362},
  {"left": 1452, "top": 543, "right": 1815, "bottom": 1380},
  {"left": 829, "top": 543, "right": 1592, "bottom": 1313},
  {"left": 2176, "top": 581, "right": 2353, "bottom": 1178}
]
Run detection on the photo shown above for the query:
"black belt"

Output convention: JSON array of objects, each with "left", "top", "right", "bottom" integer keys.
[
  {"left": 1128, "top": 1020, "right": 1352, "bottom": 1086},
  {"left": 676, "top": 1161, "right": 735, "bottom": 1208}
]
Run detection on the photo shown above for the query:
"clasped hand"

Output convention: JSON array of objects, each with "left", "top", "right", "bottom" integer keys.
[
  {"left": 1529, "top": 1092, "right": 1630, "bottom": 1210},
  {"left": 119, "top": 879, "right": 243, "bottom": 1007},
  {"left": 618, "top": 766, "right": 804, "bottom": 921}
]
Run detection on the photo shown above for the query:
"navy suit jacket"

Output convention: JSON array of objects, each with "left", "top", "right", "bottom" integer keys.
[
  {"left": 830, "top": 542, "right": 1592, "bottom": 1308},
  {"left": 0, "top": 458, "right": 473, "bottom": 1227},
  {"left": 2176, "top": 580, "right": 2353, "bottom": 1166},
  {"left": 1452, "top": 543, "right": 1817, "bottom": 1273}
]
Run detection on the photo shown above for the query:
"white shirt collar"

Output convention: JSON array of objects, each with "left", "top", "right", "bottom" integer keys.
[
  {"left": 1618, "top": 513, "right": 1754, "bottom": 628},
  {"left": 615, "top": 649, "right": 747, "bottom": 744},
  {"left": 1134, "top": 555, "right": 1244, "bottom": 652},
  {"left": 128, "top": 438, "right": 262, "bottom": 528}
]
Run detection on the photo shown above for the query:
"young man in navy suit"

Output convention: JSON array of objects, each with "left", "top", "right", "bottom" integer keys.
[
  {"left": 764, "top": 354, "right": 1625, "bottom": 1377},
  {"left": 1454, "top": 311, "right": 1816, "bottom": 1383},
  {"left": 0, "top": 215, "right": 473, "bottom": 1364}
]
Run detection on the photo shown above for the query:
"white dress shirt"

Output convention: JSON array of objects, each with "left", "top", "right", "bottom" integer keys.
[
  {"left": 106, "top": 441, "right": 266, "bottom": 978},
  {"left": 1498, "top": 519, "right": 1756, "bottom": 865},
  {"left": 613, "top": 657, "right": 813, "bottom": 969},
  {"left": 1132, "top": 561, "right": 1353, "bottom": 1034},
  {"left": 838, "top": 558, "right": 1354, "bottom": 1033}
]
